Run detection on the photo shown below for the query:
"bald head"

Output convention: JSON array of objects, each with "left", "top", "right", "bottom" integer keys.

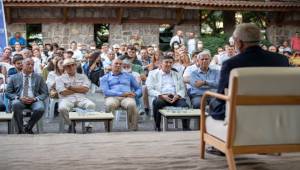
[{"left": 112, "top": 58, "right": 123, "bottom": 74}]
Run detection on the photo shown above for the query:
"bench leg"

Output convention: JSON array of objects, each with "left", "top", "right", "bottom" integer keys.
[
  {"left": 162, "top": 116, "right": 167, "bottom": 132},
  {"left": 82, "top": 121, "right": 85, "bottom": 134},
  {"left": 107, "top": 120, "right": 111, "bottom": 132},
  {"left": 7, "top": 121, "right": 11, "bottom": 134},
  {"left": 72, "top": 121, "right": 76, "bottom": 133}
]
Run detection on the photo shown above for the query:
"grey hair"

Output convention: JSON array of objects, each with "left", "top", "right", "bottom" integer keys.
[
  {"left": 233, "top": 23, "right": 261, "bottom": 45},
  {"left": 197, "top": 50, "right": 211, "bottom": 59},
  {"left": 22, "top": 57, "right": 33, "bottom": 64},
  {"left": 122, "top": 59, "right": 132, "bottom": 65}
]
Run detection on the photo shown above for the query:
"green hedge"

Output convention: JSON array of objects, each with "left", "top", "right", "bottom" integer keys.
[{"left": 201, "top": 34, "right": 230, "bottom": 56}]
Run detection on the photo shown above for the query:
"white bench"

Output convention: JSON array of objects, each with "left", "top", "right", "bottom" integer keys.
[
  {"left": 0, "top": 112, "right": 13, "bottom": 134},
  {"left": 69, "top": 112, "right": 114, "bottom": 133},
  {"left": 159, "top": 109, "right": 207, "bottom": 131}
]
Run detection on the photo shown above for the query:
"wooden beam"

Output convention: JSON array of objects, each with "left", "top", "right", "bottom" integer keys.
[
  {"left": 11, "top": 18, "right": 63, "bottom": 24},
  {"left": 5, "top": 7, "right": 11, "bottom": 25},
  {"left": 63, "top": 7, "right": 68, "bottom": 24},
  {"left": 176, "top": 8, "right": 184, "bottom": 25},
  {"left": 68, "top": 18, "right": 117, "bottom": 24},
  {"left": 116, "top": 8, "right": 124, "bottom": 24},
  {"left": 9, "top": 17, "right": 198, "bottom": 25}
]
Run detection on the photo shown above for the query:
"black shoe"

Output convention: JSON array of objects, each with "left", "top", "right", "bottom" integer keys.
[
  {"left": 68, "top": 125, "right": 76, "bottom": 133},
  {"left": 85, "top": 126, "right": 92, "bottom": 133},
  {"left": 205, "top": 146, "right": 225, "bottom": 156},
  {"left": 183, "top": 127, "right": 192, "bottom": 131},
  {"left": 155, "top": 127, "right": 161, "bottom": 132},
  {"left": 145, "top": 108, "right": 149, "bottom": 116},
  {"left": 17, "top": 131, "right": 24, "bottom": 134},
  {"left": 24, "top": 126, "right": 34, "bottom": 134}
]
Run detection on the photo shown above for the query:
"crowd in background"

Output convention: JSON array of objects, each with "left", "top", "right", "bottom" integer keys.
[{"left": 0, "top": 28, "right": 299, "bottom": 133}]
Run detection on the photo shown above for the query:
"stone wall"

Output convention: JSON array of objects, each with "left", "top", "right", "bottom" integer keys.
[
  {"left": 7, "top": 8, "right": 200, "bottom": 48},
  {"left": 109, "top": 23, "right": 160, "bottom": 46},
  {"left": 42, "top": 23, "right": 94, "bottom": 49},
  {"left": 266, "top": 12, "right": 300, "bottom": 45}
]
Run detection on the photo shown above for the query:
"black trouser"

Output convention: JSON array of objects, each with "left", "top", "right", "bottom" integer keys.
[{"left": 152, "top": 97, "right": 189, "bottom": 129}]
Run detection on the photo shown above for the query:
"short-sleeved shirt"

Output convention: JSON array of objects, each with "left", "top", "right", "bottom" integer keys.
[
  {"left": 9, "top": 37, "right": 26, "bottom": 46},
  {"left": 56, "top": 73, "right": 90, "bottom": 101}
]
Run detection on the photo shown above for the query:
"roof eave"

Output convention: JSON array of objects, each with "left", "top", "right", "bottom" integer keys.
[{"left": 4, "top": 2, "right": 300, "bottom": 12}]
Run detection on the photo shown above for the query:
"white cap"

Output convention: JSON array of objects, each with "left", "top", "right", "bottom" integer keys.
[{"left": 113, "top": 44, "right": 120, "bottom": 49}]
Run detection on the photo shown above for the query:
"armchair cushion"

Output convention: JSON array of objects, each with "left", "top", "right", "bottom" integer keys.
[{"left": 206, "top": 116, "right": 227, "bottom": 141}]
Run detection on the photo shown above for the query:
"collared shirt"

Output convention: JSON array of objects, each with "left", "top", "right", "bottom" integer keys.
[
  {"left": 160, "top": 70, "right": 176, "bottom": 95},
  {"left": 56, "top": 73, "right": 90, "bottom": 102},
  {"left": 9, "top": 37, "right": 26, "bottom": 46},
  {"left": 187, "top": 38, "right": 197, "bottom": 55},
  {"left": 32, "top": 57, "right": 43, "bottom": 74},
  {"left": 170, "top": 35, "right": 184, "bottom": 47},
  {"left": 183, "top": 64, "right": 198, "bottom": 89},
  {"left": 189, "top": 68, "right": 220, "bottom": 96},
  {"left": 103, "top": 59, "right": 113, "bottom": 69},
  {"left": 22, "top": 73, "right": 34, "bottom": 98},
  {"left": 72, "top": 49, "right": 83, "bottom": 61},
  {"left": 100, "top": 72, "right": 142, "bottom": 97}
]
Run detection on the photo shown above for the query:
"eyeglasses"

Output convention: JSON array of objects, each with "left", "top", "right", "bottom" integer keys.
[{"left": 200, "top": 58, "right": 210, "bottom": 61}]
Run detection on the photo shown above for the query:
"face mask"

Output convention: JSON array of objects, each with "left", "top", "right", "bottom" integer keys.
[{"left": 122, "top": 68, "right": 132, "bottom": 73}]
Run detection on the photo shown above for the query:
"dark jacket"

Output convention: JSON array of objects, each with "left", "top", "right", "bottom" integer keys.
[
  {"left": 5, "top": 72, "right": 49, "bottom": 101},
  {"left": 210, "top": 45, "right": 289, "bottom": 120}
]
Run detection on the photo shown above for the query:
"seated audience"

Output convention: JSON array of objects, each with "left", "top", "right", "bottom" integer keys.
[
  {"left": 189, "top": 50, "right": 219, "bottom": 108},
  {"left": 6, "top": 58, "right": 48, "bottom": 134},
  {"left": 146, "top": 55, "right": 190, "bottom": 131},
  {"left": 56, "top": 58, "right": 96, "bottom": 132},
  {"left": 100, "top": 58, "right": 142, "bottom": 131}
]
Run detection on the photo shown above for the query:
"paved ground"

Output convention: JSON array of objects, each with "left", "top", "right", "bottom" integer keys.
[{"left": 0, "top": 131, "right": 299, "bottom": 170}]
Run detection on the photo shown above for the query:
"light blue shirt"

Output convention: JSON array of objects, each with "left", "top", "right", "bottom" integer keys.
[
  {"left": 189, "top": 68, "right": 220, "bottom": 96},
  {"left": 100, "top": 72, "right": 142, "bottom": 97}
]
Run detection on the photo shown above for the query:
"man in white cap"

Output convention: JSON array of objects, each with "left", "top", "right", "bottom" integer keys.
[
  {"left": 112, "top": 44, "right": 122, "bottom": 57},
  {"left": 56, "top": 58, "right": 96, "bottom": 132}
]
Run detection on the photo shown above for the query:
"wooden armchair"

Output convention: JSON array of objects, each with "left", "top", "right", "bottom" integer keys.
[{"left": 200, "top": 67, "right": 300, "bottom": 170}]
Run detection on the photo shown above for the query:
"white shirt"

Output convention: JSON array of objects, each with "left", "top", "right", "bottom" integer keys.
[
  {"left": 183, "top": 64, "right": 198, "bottom": 89},
  {"left": 32, "top": 57, "right": 43, "bottom": 74},
  {"left": 160, "top": 70, "right": 176, "bottom": 95},
  {"left": 172, "top": 63, "right": 185, "bottom": 75},
  {"left": 170, "top": 35, "right": 184, "bottom": 47},
  {"left": 46, "top": 71, "right": 60, "bottom": 90},
  {"left": 22, "top": 73, "right": 34, "bottom": 98},
  {"left": 72, "top": 49, "right": 83, "bottom": 61},
  {"left": 56, "top": 73, "right": 91, "bottom": 102},
  {"left": 187, "top": 38, "right": 197, "bottom": 55}
]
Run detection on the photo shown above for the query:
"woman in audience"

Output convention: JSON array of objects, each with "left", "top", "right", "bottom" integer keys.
[
  {"left": 46, "top": 57, "right": 64, "bottom": 95},
  {"left": 83, "top": 51, "right": 104, "bottom": 87}
]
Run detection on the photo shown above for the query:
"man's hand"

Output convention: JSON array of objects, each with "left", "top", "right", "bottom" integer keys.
[
  {"left": 195, "top": 80, "right": 205, "bottom": 88},
  {"left": 122, "top": 92, "right": 136, "bottom": 98},
  {"left": 170, "top": 95, "right": 181, "bottom": 104},
  {"left": 20, "top": 97, "right": 36, "bottom": 105},
  {"left": 159, "top": 94, "right": 173, "bottom": 103},
  {"left": 140, "top": 74, "right": 147, "bottom": 81}
]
